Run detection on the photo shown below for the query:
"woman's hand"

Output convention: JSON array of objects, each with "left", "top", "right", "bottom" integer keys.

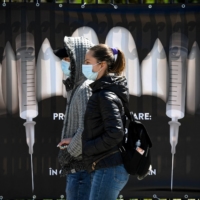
[{"left": 57, "top": 138, "right": 72, "bottom": 149}]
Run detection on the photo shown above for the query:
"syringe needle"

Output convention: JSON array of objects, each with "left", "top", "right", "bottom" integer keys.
[
  {"left": 171, "top": 153, "right": 174, "bottom": 191},
  {"left": 30, "top": 154, "right": 34, "bottom": 192}
]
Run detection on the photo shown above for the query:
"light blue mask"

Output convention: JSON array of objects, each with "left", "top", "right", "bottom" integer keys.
[
  {"left": 61, "top": 60, "right": 71, "bottom": 76},
  {"left": 82, "top": 63, "right": 101, "bottom": 81}
]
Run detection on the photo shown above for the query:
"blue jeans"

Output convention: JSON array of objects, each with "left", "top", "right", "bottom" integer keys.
[
  {"left": 66, "top": 170, "right": 91, "bottom": 200},
  {"left": 89, "top": 164, "right": 129, "bottom": 200}
]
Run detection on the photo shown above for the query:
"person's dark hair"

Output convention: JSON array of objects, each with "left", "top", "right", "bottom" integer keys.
[{"left": 89, "top": 44, "right": 125, "bottom": 75}]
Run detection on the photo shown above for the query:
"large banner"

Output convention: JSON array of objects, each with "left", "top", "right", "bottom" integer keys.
[{"left": 1, "top": 3, "right": 200, "bottom": 199}]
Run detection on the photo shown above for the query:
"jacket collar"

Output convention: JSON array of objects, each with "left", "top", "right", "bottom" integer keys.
[
  {"left": 89, "top": 75, "right": 112, "bottom": 92},
  {"left": 89, "top": 75, "right": 129, "bottom": 107}
]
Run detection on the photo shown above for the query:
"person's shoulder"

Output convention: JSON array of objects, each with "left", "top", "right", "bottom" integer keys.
[{"left": 98, "top": 89, "right": 117, "bottom": 101}]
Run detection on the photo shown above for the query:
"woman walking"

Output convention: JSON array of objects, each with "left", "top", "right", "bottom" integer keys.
[{"left": 82, "top": 44, "right": 130, "bottom": 200}]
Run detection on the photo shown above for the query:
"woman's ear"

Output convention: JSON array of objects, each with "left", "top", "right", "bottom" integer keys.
[{"left": 100, "top": 61, "right": 107, "bottom": 70}]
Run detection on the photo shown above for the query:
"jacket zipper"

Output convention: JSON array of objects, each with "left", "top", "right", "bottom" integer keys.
[{"left": 92, "top": 150, "right": 119, "bottom": 171}]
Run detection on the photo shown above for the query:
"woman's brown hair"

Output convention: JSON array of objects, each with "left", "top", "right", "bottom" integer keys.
[{"left": 89, "top": 44, "right": 125, "bottom": 75}]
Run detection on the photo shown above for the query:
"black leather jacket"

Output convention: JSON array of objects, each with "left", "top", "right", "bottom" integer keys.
[{"left": 82, "top": 75, "right": 129, "bottom": 172}]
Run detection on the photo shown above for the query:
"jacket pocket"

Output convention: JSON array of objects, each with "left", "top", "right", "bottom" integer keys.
[{"left": 91, "top": 150, "right": 119, "bottom": 171}]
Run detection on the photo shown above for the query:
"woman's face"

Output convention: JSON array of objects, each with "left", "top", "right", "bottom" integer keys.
[
  {"left": 84, "top": 50, "right": 101, "bottom": 72},
  {"left": 85, "top": 50, "right": 108, "bottom": 80}
]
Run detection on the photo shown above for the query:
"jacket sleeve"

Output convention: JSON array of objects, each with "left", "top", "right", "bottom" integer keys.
[
  {"left": 83, "top": 91, "right": 124, "bottom": 156},
  {"left": 66, "top": 85, "right": 91, "bottom": 158}
]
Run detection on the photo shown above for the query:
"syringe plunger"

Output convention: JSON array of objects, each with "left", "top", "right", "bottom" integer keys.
[
  {"left": 169, "top": 119, "right": 181, "bottom": 154},
  {"left": 24, "top": 119, "right": 36, "bottom": 154}
]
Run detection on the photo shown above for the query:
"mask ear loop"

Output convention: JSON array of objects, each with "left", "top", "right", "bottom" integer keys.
[
  {"left": 100, "top": 61, "right": 110, "bottom": 76},
  {"left": 92, "top": 62, "right": 102, "bottom": 72}
]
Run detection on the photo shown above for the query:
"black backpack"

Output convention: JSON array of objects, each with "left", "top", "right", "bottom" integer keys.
[{"left": 119, "top": 107, "right": 153, "bottom": 180}]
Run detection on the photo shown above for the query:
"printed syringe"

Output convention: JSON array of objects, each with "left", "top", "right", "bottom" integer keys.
[
  {"left": 166, "top": 32, "right": 188, "bottom": 191},
  {"left": 16, "top": 32, "right": 38, "bottom": 192}
]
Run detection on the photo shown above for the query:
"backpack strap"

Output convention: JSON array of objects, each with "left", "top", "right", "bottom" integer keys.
[
  {"left": 118, "top": 104, "right": 131, "bottom": 152},
  {"left": 123, "top": 104, "right": 134, "bottom": 122}
]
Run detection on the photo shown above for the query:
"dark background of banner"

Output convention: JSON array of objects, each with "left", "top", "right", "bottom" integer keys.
[{"left": 1, "top": 4, "right": 200, "bottom": 199}]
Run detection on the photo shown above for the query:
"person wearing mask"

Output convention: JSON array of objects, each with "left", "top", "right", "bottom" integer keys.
[
  {"left": 82, "top": 44, "right": 130, "bottom": 200},
  {"left": 54, "top": 36, "right": 94, "bottom": 200}
]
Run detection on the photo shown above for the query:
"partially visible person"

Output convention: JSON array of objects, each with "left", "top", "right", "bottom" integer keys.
[
  {"left": 82, "top": 44, "right": 130, "bottom": 200},
  {"left": 54, "top": 36, "right": 94, "bottom": 200},
  {"left": 54, "top": 47, "right": 70, "bottom": 77}
]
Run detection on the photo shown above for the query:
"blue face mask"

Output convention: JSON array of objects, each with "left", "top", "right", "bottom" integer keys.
[
  {"left": 82, "top": 63, "right": 101, "bottom": 81},
  {"left": 61, "top": 60, "right": 71, "bottom": 76}
]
